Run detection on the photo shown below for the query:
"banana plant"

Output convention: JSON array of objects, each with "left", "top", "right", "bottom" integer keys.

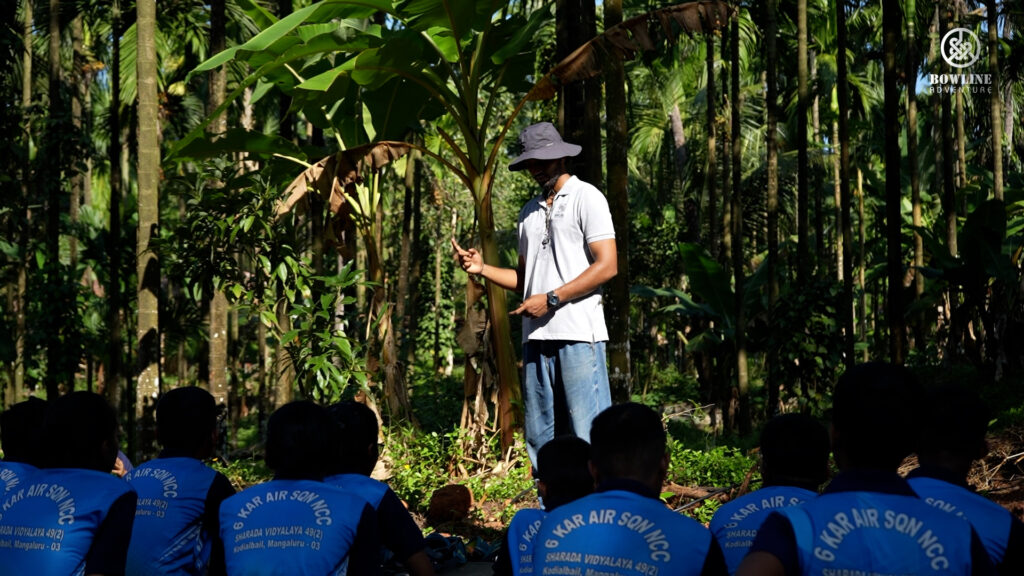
[{"left": 173, "top": 0, "right": 732, "bottom": 446}]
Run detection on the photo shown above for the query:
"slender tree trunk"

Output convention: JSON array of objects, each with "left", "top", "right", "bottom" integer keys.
[
  {"left": 604, "top": 0, "right": 631, "bottom": 403},
  {"left": 274, "top": 298, "right": 294, "bottom": 408},
  {"left": 70, "top": 15, "right": 85, "bottom": 271},
  {"left": 136, "top": 0, "right": 162, "bottom": 460},
  {"left": 988, "top": 0, "right": 1003, "bottom": 201},
  {"left": 765, "top": 0, "right": 781, "bottom": 415},
  {"left": 883, "top": 0, "right": 905, "bottom": 363},
  {"left": 721, "top": 28, "right": 732, "bottom": 263},
  {"left": 107, "top": 0, "right": 124, "bottom": 415},
  {"left": 857, "top": 169, "right": 867, "bottom": 362},
  {"left": 940, "top": 8, "right": 958, "bottom": 357},
  {"left": 832, "top": 120, "right": 843, "bottom": 281},
  {"left": 395, "top": 153, "right": 416, "bottom": 377},
  {"left": 14, "top": 0, "right": 33, "bottom": 403},
  {"left": 837, "top": 0, "right": 855, "bottom": 366},
  {"left": 730, "top": 13, "right": 750, "bottom": 435},
  {"left": 404, "top": 155, "right": 425, "bottom": 369},
  {"left": 906, "top": 0, "right": 924, "bottom": 350},
  {"left": 208, "top": 0, "right": 229, "bottom": 408},
  {"left": 811, "top": 51, "right": 824, "bottom": 269},
  {"left": 705, "top": 33, "right": 718, "bottom": 259},
  {"left": 796, "top": 0, "right": 810, "bottom": 282},
  {"left": 556, "top": 0, "right": 601, "bottom": 186},
  {"left": 45, "top": 0, "right": 64, "bottom": 399}
]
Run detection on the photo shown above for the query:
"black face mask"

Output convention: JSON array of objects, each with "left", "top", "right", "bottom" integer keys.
[{"left": 541, "top": 174, "right": 560, "bottom": 198}]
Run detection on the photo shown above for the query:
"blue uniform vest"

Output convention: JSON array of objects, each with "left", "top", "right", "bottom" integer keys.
[
  {"left": 219, "top": 479, "right": 369, "bottom": 575},
  {"left": 0, "top": 467, "right": 135, "bottom": 575},
  {"left": 125, "top": 457, "right": 220, "bottom": 575},
  {"left": 0, "top": 462, "right": 36, "bottom": 506},
  {"left": 532, "top": 490, "right": 713, "bottom": 576},
  {"left": 710, "top": 485, "right": 815, "bottom": 575},
  {"left": 323, "top": 473, "right": 389, "bottom": 510},
  {"left": 909, "top": 476, "right": 1012, "bottom": 565},
  {"left": 507, "top": 508, "right": 545, "bottom": 575},
  {"left": 777, "top": 490, "right": 975, "bottom": 574}
]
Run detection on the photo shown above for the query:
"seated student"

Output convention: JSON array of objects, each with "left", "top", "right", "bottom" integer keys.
[
  {"left": 0, "top": 391, "right": 137, "bottom": 576},
  {"left": 531, "top": 402, "right": 728, "bottom": 576},
  {"left": 0, "top": 397, "right": 47, "bottom": 501},
  {"left": 125, "top": 386, "right": 237, "bottom": 575},
  {"left": 493, "top": 435, "right": 594, "bottom": 576},
  {"left": 737, "top": 362, "right": 993, "bottom": 576},
  {"left": 710, "top": 413, "right": 830, "bottom": 575},
  {"left": 324, "top": 401, "right": 434, "bottom": 576},
  {"left": 219, "top": 401, "right": 380, "bottom": 575},
  {"left": 907, "top": 382, "right": 1024, "bottom": 574}
]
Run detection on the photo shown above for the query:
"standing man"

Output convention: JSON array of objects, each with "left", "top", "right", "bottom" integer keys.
[{"left": 452, "top": 121, "right": 617, "bottom": 467}]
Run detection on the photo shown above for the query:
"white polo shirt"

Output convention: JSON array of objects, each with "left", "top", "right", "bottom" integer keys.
[{"left": 517, "top": 176, "right": 616, "bottom": 343}]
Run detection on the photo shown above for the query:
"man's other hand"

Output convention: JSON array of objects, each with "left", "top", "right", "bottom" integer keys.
[{"left": 511, "top": 293, "right": 549, "bottom": 318}]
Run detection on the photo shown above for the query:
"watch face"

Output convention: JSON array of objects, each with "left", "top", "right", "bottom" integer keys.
[{"left": 547, "top": 292, "right": 558, "bottom": 306}]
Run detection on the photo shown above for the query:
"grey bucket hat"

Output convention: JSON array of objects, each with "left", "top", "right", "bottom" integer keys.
[{"left": 508, "top": 122, "right": 582, "bottom": 171}]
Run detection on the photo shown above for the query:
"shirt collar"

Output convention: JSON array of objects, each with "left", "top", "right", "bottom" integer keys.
[
  {"left": 906, "top": 465, "right": 971, "bottom": 489},
  {"left": 823, "top": 468, "right": 918, "bottom": 497},
  {"left": 596, "top": 477, "right": 661, "bottom": 500}
]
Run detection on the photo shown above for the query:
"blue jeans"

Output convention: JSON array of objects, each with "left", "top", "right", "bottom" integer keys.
[{"left": 521, "top": 340, "right": 611, "bottom": 468}]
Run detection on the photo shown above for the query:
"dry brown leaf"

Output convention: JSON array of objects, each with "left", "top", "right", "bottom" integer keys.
[
  {"left": 277, "top": 141, "right": 412, "bottom": 217},
  {"left": 527, "top": 0, "right": 734, "bottom": 101}
]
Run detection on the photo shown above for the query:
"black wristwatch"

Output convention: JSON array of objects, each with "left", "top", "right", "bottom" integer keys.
[{"left": 546, "top": 290, "right": 560, "bottom": 308}]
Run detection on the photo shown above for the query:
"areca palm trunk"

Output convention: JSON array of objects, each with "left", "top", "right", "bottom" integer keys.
[
  {"left": 837, "top": 0, "right": 854, "bottom": 365},
  {"left": 604, "top": 0, "right": 631, "bottom": 402},
  {"left": 796, "top": 0, "right": 809, "bottom": 282},
  {"left": 705, "top": 32, "right": 718, "bottom": 259},
  {"left": 906, "top": 0, "right": 924, "bottom": 345},
  {"left": 136, "top": 0, "right": 161, "bottom": 459},
  {"left": 208, "top": 0, "right": 230, "bottom": 408},
  {"left": 14, "top": 0, "right": 33, "bottom": 404},
  {"left": 765, "top": 0, "right": 781, "bottom": 415},
  {"left": 107, "top": 0, "right": 124, "bottom": 413},
  {"left": 730, "top": 12, "right": 749, "bottom": 434},
  {"left": 988, "top": 0, "right": 1003, "bottom": 201},
  {"left": 45, "top": 0, "right": 63, "bottom": 400},
  {"left": 883, "top": 0, "right": 905, "bottom": 363}
]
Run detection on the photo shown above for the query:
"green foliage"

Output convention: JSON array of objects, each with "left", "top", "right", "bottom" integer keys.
[
  {"left": 210, "top": 455, "right": 273, "bottom": 491},
  {"left": 668, "top": 442, "right": 757, "bottom": 490},
  {"left": 386, "top": 425, "right": 532, "bottom": 515}
]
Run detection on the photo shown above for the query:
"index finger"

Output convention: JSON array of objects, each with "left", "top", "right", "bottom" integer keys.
[{"left": 451, "top": 237, "right": 467, "bottom": 255}]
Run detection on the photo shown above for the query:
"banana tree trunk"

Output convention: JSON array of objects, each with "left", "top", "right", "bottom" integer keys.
[{"left": 476, "top": 187, "right": 519, "bottom": 452}]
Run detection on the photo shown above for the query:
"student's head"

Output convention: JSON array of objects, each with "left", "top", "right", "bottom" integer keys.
[
  {"left": 327, "top": 401, "right": 379, "bottom": 476},
  {"left": 760, "top": 413, "right": 830, "bottom": 491},
  {"left": 589, "top": 403, "right": 668, "bottom": 490},
  {"left": 43, "top": 391, "right": 119, "bottom": 472},
  {"left": 917, "top": 382, "right": 989, "bottom": 476},
  {"left": 1, "top": 397, "right": 47, "bottom": 466},
  {"left": 156, "top": 386, "right": 219, "bottom": 458},
  {"left": 832, "top": 362, "right": 922, "bottom": 471},
  {"left": 536, "top": 435, "right": 594, "bottom": 511},
  {"left": 265, "top": 401, "right": 338, "bottom": 480}
]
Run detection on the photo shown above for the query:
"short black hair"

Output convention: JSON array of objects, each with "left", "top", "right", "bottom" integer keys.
[
  {"left": 917, "top": 382, "right": 989, "bottom": 462},
  {"left": 590, "top": 403, "right": 666, "bottom": 482},
  {"left": 326, "top": 401, "right": 378, "bottom": 476},
  {"left": 43, "top": 391, "right": 119, "bottom": 471},
  {"left": 760, "top": 413, "right": 830, "bottom": 489},
  {"left": 265, "top": 401, "right": 338, "bottom": 480},
  {"left": 536, "top": 435, "right": 593, "bottom": 509},
  {"left": 1, "top": 397, "right": 47, "bottom": 466},
  {"left": 832, "top": 362, "right": 921, "bottom": 470},
  {"left": 156, "top": 386, "right": 218, "bottom": 455}
]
